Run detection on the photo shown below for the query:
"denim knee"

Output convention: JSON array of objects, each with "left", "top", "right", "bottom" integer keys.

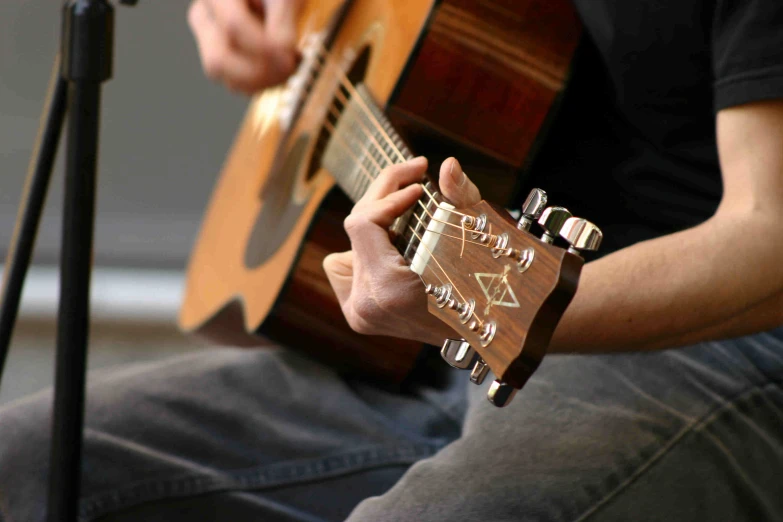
[{"left": 0, "top": 392, "right": 54, "bottom": 522}]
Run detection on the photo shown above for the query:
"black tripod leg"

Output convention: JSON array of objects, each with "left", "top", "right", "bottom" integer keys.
[
  {"left": 0, "top": 61, "right": 67, "bottom": 383},
  {"left": 46, "top": 79, "right": 102, "bottom": 522},
  {"left": 47, "top": 2, "right": 114, "bottom": 520}
]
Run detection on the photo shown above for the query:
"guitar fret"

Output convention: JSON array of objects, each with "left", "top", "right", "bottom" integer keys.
[
  {"left": 402, "top": 186, "right": 436, "bottom": 263},
  {"left": 321, "top": 84, "right": 412, "bottom": 203}
]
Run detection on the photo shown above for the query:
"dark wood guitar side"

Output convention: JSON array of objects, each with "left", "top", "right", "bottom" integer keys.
[{"left": 179, "top": 0, "right": 582, "bottom": 382}]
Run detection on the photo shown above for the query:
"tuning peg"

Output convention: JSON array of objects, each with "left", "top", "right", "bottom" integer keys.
[
  {"left": 559, "top": 217, "right": 603, "bottom": 256},
  {"left": 469, "top": 358, "right": 490, "bottom": 385},
  {"left": 440, "top": 339, "right": 477, "bottom": 370},
  {"left": 487, "top": 380, "right": 519, "bottom": 407},
  {"left": 517, "top": 189, "right": 548, "bottom": 231},
  {"left": 537, "top": 207, "right": 572, "bottom": 244}
]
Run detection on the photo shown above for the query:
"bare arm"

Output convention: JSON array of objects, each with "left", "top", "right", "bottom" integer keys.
[{"left": 549, "top": 100, "right": 783, "bottom": 353}]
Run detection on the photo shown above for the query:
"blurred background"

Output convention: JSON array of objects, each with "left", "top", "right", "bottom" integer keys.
[{"left": 0, "top": 1, "right": 248, "bottom": 405}]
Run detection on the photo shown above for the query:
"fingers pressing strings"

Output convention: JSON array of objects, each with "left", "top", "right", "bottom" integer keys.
[
  {"left": 298, "top": 42, "right": 487, "bottom": 300},
  {"left": 317, "top": 93, "right": 475, "bottom": 300},
  {"left": 319, "top": 115, "right": 495, "bottom": 259}
]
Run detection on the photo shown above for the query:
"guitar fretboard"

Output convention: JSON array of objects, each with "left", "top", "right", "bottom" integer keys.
[
  {"left": 320, "top": 84, "right": 438, "bottom": 261},
  {"left": 321, "top": 84, "right": 412, "bottom": 200}
]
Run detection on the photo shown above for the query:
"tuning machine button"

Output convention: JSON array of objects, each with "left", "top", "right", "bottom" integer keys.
[
  {"left": 517, "top": 189, "right": 548, "bottom": 231},
  {"left": 537, "top": 207, "right": 572, "bottom": 244},
  {"left": 487, "top": 380, "right": 519, "bottom": 407},
  {"left": 460, "top": 213, "right": 487, "bottom": 238},
  {"left": 559, "top": 217, "right": 603, "bottom": 256},
  {"left": 440, "top": 339, "right": 478, "bottom": 370},
  {"left": 469, "top": 358, "right": 490, "bottom": 385},
  {"left": 425, "top": 283, "right": 453, "bottom": 308}
]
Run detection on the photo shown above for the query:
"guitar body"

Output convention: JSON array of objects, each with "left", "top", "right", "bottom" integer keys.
[{"left": 179, "top": 0, "right": 582, "bottom": 382}]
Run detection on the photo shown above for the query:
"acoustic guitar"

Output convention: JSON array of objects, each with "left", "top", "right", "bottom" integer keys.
[{"left": 178, "top": 0, "right": 599, "bottom": 406}]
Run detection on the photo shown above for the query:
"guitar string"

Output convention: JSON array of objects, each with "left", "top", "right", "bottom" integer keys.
[
  {"left": 322, "top": 118, "right": 499, "bottom": 255},
  {"left": 310, "top": 42, "right": 472, "bottom": 221},
  {"left": 321, "top": 121, "right": 455, "bottom": 299},
  {"left": 324, "top": 104, "right": 500, "bottom": 252},
  {"left": 406, "top": 224, "right": 484, "bottom": 327},
  {"left": 325, "top": 105, "right": 385, "bottom": 174},
  {"left": 328, "top": 90, "right": 456, "bottom": 223},
  {"left": 310, "top": 43, "right": 472, "bottom": 222},
  {"left": 410, "top": 211, "right": 497, "bottom": 250},
  {"left": 412, "top": 253, "right": 448, "bottom": 287},
  {"left": 314, "top": 115, "right": 451, "bottom": 290},
  {"left": 324, "top": 85, "right": 506, "bottom": 257},
  {"left": 331, "top": 89, "right": 395, "bottom": 169},
  {"left": 315, "top": 42, "right": 406, "bottom": 162},
  {"left": 320, "top": 115, "right": 478, "bottom": 323},
  {"left": 309, "top": 47, "right": 474, "bottom": 227},
  {"left": 328, "top": 98, "right": 491, "bottom": 240},
  {"left": 304, "top": 55, "right": 496, "bottom": 249},
  {"left": 327, "top": 80, "right": 472, "bottom": 222}
]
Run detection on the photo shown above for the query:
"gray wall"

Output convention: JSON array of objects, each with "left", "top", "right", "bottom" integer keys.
[{"left": 1, "top": 1, "right": 248, "bottom": 269}]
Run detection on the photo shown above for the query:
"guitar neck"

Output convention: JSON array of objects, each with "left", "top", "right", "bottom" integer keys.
[{"left": 320, "top": 83, "right": 437, "bottom": 261}]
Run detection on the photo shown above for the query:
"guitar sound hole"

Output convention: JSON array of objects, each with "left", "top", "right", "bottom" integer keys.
[
  {"left": 244, "top": 47, "right": 373, "bottom": 269},
  {"left": 305, "top": 45, "right": 372, "bottom": 182}
]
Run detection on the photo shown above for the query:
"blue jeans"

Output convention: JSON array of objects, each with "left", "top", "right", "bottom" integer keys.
[{"left": 1, "top": 329, "right": 783, "bottom": 521}]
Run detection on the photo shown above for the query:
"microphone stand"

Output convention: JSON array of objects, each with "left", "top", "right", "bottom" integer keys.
[{"left": 0, "top": 1, "right": 137, "bottom": 520}]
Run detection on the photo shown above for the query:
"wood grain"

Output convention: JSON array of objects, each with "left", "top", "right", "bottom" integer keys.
[{"left": 388, "top": 0, "right": 581, "bottom": 167}]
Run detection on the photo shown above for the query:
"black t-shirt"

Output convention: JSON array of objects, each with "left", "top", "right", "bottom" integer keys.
[{"left": 525, "top": 0, "right": 783, "bottom": 254}]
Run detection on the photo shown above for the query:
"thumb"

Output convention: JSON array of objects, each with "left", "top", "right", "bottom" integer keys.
[
  {"left": 323, "top": 250, "right": 353, "bottom": 305},
  {"left": 438, "top": 157, "right": 481, "bottom": 208}
]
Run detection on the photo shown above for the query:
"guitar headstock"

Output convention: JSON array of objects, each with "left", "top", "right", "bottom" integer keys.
[{"left": 408, "top": 188, "right": 602, "bottom": 407}]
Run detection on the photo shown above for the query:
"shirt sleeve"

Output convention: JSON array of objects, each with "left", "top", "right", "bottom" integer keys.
[{"left": 712, "top": 0, "right": 783, "bottom": 111}]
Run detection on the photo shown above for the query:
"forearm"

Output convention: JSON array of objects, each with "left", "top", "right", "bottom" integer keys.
[
  {"left": 648, "top": 289, "right": 783, "bottom": 350},
  {"left": 549, "top": 210, "right": 783, "bottom": 353},
  {"left": 549, "top": 101, "right": 783, "bottom": 354}
]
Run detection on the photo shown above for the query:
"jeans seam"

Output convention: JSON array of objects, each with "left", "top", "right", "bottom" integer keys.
[
  {"left": 572, "top": 379, "right": 783, "bottom": 522},
  {"left": 78, "top": 442, "right": 441, "bottom": 521}
]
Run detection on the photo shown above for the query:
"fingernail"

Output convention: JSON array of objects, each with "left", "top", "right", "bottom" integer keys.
[
  {"left": 409, "top": 156, "right": 427, "bottom": 166},
  {"left": 450, "top": 159, "right": 465, "bottom": 187}
]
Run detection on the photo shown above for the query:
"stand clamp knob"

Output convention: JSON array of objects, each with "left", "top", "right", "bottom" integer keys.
[
  {"left": 559, "top": 217, "right": 603, "bottom": 256},
  {"left": 517, "top": 188, "right": 548, "bottom": 231},
  {"left": 537, "top": 207, "right": 572, "bottom": 244},
  {"left": 440, "top": 339, "right": 477, "bottom": 370}
]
